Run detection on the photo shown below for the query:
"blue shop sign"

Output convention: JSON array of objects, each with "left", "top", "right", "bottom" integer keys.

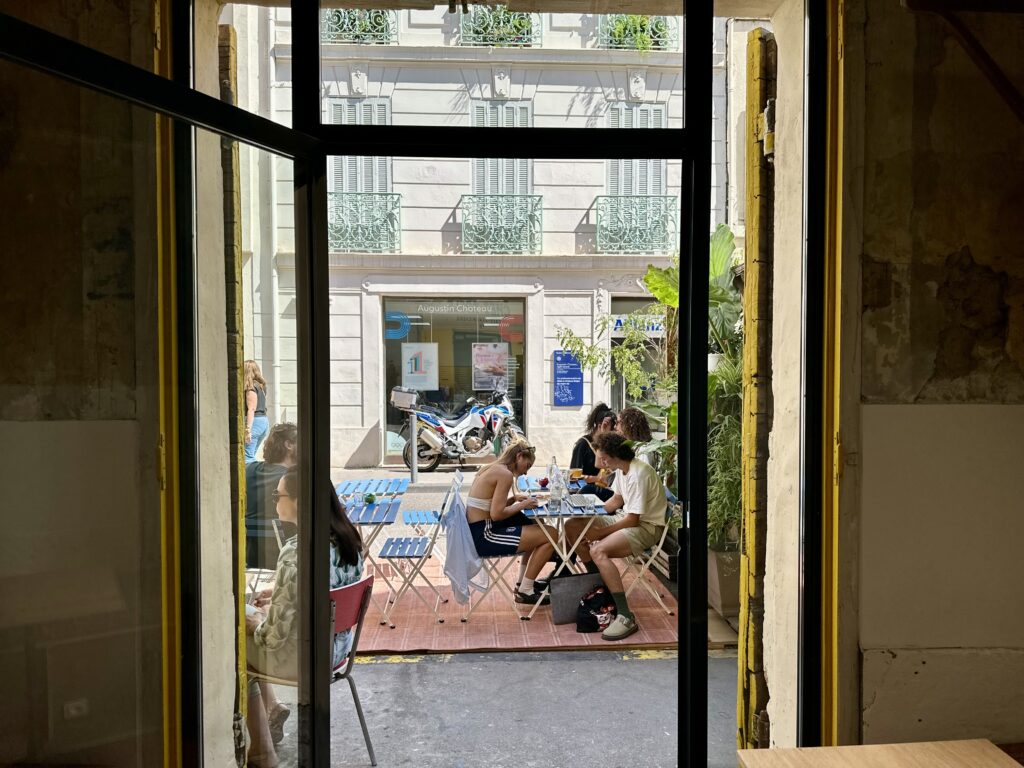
[{"left": 553, "top": 351, "right": 583, "bottom": 407}]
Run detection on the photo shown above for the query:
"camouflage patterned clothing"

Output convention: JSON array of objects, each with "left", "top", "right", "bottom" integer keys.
[{"left": 250, "top": 535, "right": 364, "bottom": 679}]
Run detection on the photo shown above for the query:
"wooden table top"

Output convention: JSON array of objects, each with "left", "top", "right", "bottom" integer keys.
[{"left": 738, "top": 739, "right": 1020, "bottom": 768}]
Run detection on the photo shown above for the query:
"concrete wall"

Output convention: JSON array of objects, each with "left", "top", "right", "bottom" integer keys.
[
  {"left": 761, "top": 0, "right": 804, "bottom": 746},
  {"left": 848, "top": 0, "right": 1024, "bottom": 745}
]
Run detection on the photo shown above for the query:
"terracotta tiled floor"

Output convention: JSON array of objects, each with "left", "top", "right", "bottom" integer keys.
[{"left": 362, "top": 557, "right": 679, "bottom": 653}]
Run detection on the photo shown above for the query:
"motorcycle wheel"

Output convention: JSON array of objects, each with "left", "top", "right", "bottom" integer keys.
[{"left": 403, "top": 433, "right": 442, "bottom": 472}]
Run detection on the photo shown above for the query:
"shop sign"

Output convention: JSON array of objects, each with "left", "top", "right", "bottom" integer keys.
[
  {"left": 472, "top": 342, "right": 509, "bottom": 392},
  {"left": 610, "top": 314, "right": 665, "bottom": 339},
  {"left": 552, "top": 351, "right": 583, "bottom": 407},
  {"left": 401, "top": 343, "right": 438, "bottom": 391},
  {"left": 414, "top": 301, "right": 506, "bottom": 315}
]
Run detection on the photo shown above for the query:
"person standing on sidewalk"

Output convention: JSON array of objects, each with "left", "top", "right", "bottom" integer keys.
[
  {"left": 565, "top": 431, "right": 667, "bottom": 641},
  {"left": 244, "top": 359, "right": 271, "bottom": 464}
]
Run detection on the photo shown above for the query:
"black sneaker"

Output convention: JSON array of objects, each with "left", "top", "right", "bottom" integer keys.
[{"left": 514, "top": 589, "right": 551, "bottom": 605}]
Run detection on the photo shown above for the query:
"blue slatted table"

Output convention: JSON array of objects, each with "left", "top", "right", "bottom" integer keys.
[{"left": 336, "top": 477, "right": 411, "bottom": 499}]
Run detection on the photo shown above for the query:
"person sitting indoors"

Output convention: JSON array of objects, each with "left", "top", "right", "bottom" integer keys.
[
  {"left": 564, "top": 432, "right": 667, "bottom": 641},
  {"left": 617, "top": 406, "right": 655, "bottom": 468},
  {"left": 245, "top": 422, "right": 298, "bottom": 570},
  {"left": 465, "top": 441, "right": 558, "bottom": 605},
  {"left": 569, "top": 403, "right": 617, "bottom": 501},
  {"left": 245, "top": 468, "right": 364, "bottom": 766}
]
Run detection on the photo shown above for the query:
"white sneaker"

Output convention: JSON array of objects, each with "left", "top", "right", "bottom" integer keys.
[{"left": 601, "top": 613, "right": 639, "bottom": 641}]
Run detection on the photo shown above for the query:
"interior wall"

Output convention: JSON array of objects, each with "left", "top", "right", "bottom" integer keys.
[
  {"left": 860, "top": 405, "right": 1024, "bottom": 743},
  {"left": 196, "top": 1, "right": 239, "bottom": 765},
  {"left": 0, "top": 44, "right": 162, "bottom": 768},
  {"left": 761, "top": 0, "right": 804, "bottom": 747},
  {"left": 847, "top": 0, "right": 1024, "bottom": 746}
]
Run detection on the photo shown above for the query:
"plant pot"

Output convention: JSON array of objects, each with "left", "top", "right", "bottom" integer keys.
[
  {"left": 707, "top": 353, "right": 724, "bottom": 372},
  {"left": 707, "top": 547, "right": 740, "bottom": 619}
]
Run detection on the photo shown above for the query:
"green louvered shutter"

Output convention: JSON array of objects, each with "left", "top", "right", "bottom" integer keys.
[
  {"left": 607, "top": 102, "right": 667, "bottom": 195},
  {"left": 472, "top": 100, "right": 532, "bottom": 194},
  {"left": 326, "top": 97, "right": 391, "bottom": 194}
]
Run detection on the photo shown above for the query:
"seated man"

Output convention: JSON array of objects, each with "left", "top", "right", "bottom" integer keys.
[
  {"left": 565, "top": 431, "right": 667, "bottom": 641},
  {"left": 245, "top": 422, "right": 297, "bottom": 569}
]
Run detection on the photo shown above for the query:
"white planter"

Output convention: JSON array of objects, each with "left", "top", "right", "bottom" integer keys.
[{"left": 707, "top": 353, "right": 724, "bottom": 372}]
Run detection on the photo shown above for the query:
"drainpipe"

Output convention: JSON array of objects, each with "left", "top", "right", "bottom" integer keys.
[{"left": 263, "top": 6, "right": 282, "bottom": 423}]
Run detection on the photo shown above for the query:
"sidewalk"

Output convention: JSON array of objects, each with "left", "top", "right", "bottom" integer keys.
[{"left": 271, "top": 649, "right": 740, "bottom": 768}]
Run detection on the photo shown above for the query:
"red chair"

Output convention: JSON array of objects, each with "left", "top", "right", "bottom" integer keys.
[
  {"left": 330, "top": 574, "right": 377, "bottom": 766},
  {"left": 249, "top": 574, "right": 377, "bottom": 765}
]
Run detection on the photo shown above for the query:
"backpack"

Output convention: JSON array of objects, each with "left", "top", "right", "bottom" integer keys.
[{"left": 575, "top": 584, "right": 618, "bottom": 633}]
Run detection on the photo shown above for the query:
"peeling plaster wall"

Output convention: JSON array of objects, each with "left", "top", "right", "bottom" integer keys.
[
  {"left": 762, "top": 0, "right": 804, "bottom": 747},
  {"left": 861, "top": 4, "right": 1024, "bottom": 404},
  {"left": 851, "top": 0, "right": 1024, "bottom": 746}
]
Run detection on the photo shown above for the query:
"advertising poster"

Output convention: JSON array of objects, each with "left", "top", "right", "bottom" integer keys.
[
  {"left": 401, "top": 343, "right": 438, "bottom": 391},
  {"left": 472, "top": 342, "right": 509, "bottom": 391},
  {"left": 553, "top": 350, "right": 584, "bottom": 407}
]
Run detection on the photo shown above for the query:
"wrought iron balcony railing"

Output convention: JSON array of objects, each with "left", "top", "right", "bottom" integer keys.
[
  {"left": 328, "top": 193, "right": 402, "bottom": 253},
  {"left": 598, "top": 15, "right": 679, "bottom": 51},
  {"left": 459, "top": 195, "right": 543, "bottom": 254},
  {"left": 459, "top": 6, "right": 541, "bottom": 47},
  {"left": 321, "top": 9, "right": 398, "bottom": 45},
  {"left": 595, "top": 195, "right": 679, "bottom": 255}
]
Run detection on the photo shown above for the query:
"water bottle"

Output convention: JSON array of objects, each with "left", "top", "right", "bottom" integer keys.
[{"left": 549, "top": 458, "right": 563, "bottom": 505}]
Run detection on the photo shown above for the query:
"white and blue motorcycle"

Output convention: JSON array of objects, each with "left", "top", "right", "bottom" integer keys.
[{"left": 390, "top": 388, "right": 525, "bottom": 472}]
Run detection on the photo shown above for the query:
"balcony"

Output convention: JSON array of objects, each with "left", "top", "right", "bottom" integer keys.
[
  {"left": 459, "top": 195, "right": 542, "bottom": 255},
  {"left": 598, "top": 15, "right": 679, "bottom": 51},
  {"left": 459, "top": 6, "right": 541, "bottom": 47},
  {"left": 328, "top": 193, "right": 401, "bottom": 253},
  {"left": 595, "top": 196, "right": 679, "bottom": 255},
  {"left": 320, "top": 9, "right": 398, "bottom": 45}
]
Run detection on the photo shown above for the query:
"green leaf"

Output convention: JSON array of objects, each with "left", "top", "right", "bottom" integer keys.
[{"left": 643, "top": 263, "right": 679, "bottom": 309}]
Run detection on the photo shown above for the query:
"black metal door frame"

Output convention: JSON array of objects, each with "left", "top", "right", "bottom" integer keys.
[{"left": 0, "top": 1, "right": 725, "bottom": 764}]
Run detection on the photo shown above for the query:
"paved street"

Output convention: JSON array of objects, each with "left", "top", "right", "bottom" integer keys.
[{"left": 274, "top": 650, "right": 738, "bottom": 767}]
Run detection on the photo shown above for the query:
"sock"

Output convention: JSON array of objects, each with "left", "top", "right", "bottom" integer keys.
[
  {"left": 584, "top": 560, "right": 600, "bottom": 575},
  {"left": 517, "top": 557, "right": 529, "bottom": 584},
  {"left": 520, "top": 577, "right": 535, "bottom": 594},
  {"left": 611, "top": 592, "right": 635, "bottom": 621}
]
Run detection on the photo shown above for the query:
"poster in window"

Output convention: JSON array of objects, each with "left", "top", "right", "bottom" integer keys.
[
  {"left": 472, "top": 342, "right": 509, "bottom": 392},
  {"left": 401, "top": 343, "right": 438, "bottom": 391}
]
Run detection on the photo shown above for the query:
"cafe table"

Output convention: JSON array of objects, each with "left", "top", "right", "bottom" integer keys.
[{"left": 521, "top": 495, "right": 608, "bottom": 620}]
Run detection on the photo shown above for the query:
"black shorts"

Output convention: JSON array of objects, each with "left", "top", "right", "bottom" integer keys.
[{"left": 469, "top": 519, "right": 523, "bottom": 557}]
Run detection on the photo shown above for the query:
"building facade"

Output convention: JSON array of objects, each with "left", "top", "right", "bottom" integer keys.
[{"left": 231, "top": 7, "right": 728, "bottom": 467}]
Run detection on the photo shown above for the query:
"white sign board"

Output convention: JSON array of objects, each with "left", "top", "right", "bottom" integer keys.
[
  {"left": 610, "top": 314, "right": 666, "bottom": 339},
  {"left": 401, "top": 343, "right": 438, "bottom": 391}
]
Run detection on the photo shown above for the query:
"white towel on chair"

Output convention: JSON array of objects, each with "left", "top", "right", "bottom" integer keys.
[{"left": 441, "top": 491, "right": 489, "bottom": 604}]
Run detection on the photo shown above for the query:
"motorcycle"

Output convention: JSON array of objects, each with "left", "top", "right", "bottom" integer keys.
[{"left": 390, "top": 387, "right": 525, "bottom": 472}]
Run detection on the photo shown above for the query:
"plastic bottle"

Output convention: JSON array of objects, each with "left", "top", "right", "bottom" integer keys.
[{"left": 549, "top": 457, "right": 563, "bottom": 505}]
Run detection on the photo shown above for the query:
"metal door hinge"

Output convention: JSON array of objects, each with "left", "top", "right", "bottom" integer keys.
[{"left": 757, "top": 99, "right": 775, "bottom": 158}]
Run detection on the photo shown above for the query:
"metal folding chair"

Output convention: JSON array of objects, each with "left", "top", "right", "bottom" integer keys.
[
  {"left": 623, "top": 503, "right": 678, "bottom": 615},
  {"left": 248, "top": 574, "right": 377, "bottom": 766},
  {"left": 373, "top": 486, "right": 456, "bottom": 628}
]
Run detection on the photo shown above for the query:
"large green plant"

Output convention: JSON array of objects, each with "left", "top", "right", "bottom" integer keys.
[
  {"left": 606, "top": 15, "right": 671, "bottom": 51},
  {"left": 709, "top": 224, "right": 742, "bottom": 355}
]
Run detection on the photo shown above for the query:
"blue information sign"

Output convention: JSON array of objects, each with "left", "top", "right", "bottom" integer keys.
[{"left": 552, "top": 351, "right": 584, "bottom": 407}]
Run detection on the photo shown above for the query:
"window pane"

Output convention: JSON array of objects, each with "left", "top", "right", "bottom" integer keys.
[
  {"left": 0, "top": 57, "right": 165, "bottom": 767},
  {"left": 314, "top": 4, "right": 683, "bottom": 129}
]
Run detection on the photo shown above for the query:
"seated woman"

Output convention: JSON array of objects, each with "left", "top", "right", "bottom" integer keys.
[
  {"left": 617, "top": 406, "right": 655, "bottom": 468},
  {"left": 564, "top": 432, "right": 667, "bottom": 641},
  {"left": 569, "top": 403, "right": 617, "bottom": 501},
  {"left": 465, "top": 441, "right": 557, "bottom": 605},
  {"left": 244, "top": 467, "right": 364, "bottom": 766}
]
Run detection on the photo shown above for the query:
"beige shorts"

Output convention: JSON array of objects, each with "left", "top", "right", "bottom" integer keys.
[{"left": 589, "top": 512, "right": 664, "bottom": 555}]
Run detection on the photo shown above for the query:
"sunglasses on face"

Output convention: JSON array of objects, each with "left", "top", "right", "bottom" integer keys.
[{"left": 272, "top": 491, "right": 293, "bottom": 502}]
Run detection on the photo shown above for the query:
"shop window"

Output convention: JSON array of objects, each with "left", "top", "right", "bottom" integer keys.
[
  {"left": 382, "top": 298, "right": 526, "bottom": 457},
  {"left": 609, "top": 297, "right": 662, "bottom": 414}
]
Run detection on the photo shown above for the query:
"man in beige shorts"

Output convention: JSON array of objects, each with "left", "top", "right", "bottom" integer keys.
[{"left": 565, "top": 432, "right": 668, "bottom": 641}]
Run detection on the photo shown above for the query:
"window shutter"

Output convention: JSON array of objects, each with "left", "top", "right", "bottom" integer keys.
[
  {"left": 472, "top": 100, "right": 531, "bottom": 195},
  {"left": 608, "top": 104, "right": 626, "bottom": 195},
  {"left": 608, "top": 103, "right": 668, "bottom": 196}
]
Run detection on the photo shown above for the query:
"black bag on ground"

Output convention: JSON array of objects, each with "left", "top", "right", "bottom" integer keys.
[
  {"left": 550, "top": 572, "right": 604, "bottom": 625},
  {"left": 575, "top": 583, "right": 618, "bottom": 633}
]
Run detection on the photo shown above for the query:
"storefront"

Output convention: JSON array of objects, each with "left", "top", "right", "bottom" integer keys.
[{"left": 382, "top": 297, "right": 526, "bottom": 457}]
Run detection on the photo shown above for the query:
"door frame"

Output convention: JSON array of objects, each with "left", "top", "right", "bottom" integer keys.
[{"left": 0, "top": 2, "right": 713, "bottom": 765}]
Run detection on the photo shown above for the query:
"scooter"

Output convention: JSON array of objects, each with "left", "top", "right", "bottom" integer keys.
[{"left": 390, "top": 388, "right": 525, "bottom": 472}]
